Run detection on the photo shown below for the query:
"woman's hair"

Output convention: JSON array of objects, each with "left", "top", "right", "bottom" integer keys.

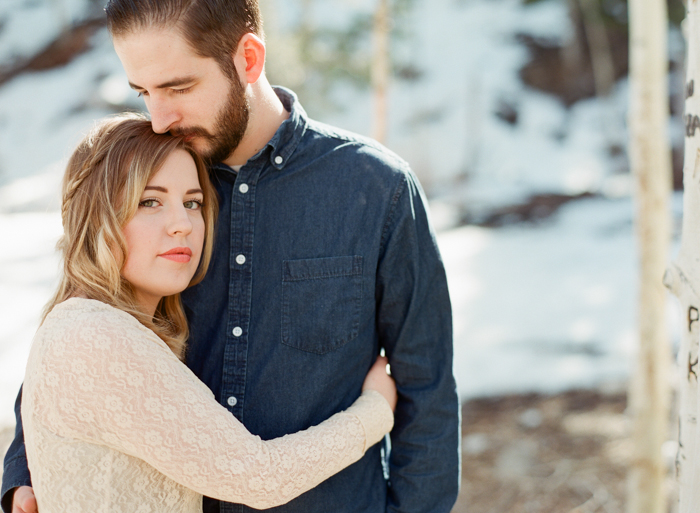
[{"left": 43, "top": 112, "right": 218, "bottom": 359}]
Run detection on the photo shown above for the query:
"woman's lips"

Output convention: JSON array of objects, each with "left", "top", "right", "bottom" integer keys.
[{"left": 159, "top": 247, "right": 192, "bottom": 263}]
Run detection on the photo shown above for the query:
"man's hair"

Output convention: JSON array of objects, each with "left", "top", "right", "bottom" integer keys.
[
  {"left": 43, "top": 113, "right": 218, "bottom": 359},
  {"left": 105, "top": 0, "right": 264, "bottom": 78}
]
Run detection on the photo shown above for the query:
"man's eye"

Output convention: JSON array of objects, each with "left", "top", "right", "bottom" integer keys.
[{"left": 174, "top": 87, "right": 192, "bottom": 95}]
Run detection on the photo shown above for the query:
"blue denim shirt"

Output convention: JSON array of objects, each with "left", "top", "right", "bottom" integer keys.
[{"left": 2, "top": 87, "right": 460, "bottom": 513}]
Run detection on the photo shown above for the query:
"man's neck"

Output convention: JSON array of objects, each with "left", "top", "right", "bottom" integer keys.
[{"left": 223, "top": 78, "right": 289, "bottom": 167}]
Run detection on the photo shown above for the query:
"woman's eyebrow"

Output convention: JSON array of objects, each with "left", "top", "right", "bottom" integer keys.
[{"left": 143, "top": 186, "right": 203, "bottom": 195}]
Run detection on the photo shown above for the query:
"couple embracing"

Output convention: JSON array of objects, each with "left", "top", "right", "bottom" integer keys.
[{"left": 1, "top": 1, "right": 460, "bottom": 512}]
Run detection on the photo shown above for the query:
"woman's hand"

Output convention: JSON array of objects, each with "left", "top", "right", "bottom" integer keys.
[
  {"left": 362, "top": 355, "right": 397, "bottom": 412},
  {"left": 12, "top": 487, "right": 37, "bottom": 513}
]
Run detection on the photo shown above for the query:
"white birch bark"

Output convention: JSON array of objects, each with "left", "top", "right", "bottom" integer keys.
[
  {"left": 666, "top": 3, "right": 700, "bottom": 511},
  {"left": 628, "top": 0, "right": 672, "bottom": 510},
  {"left": 372, "top": 0, "right": 390, "bottom": 145}
]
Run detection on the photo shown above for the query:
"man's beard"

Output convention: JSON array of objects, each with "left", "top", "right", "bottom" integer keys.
[{"left": 172, "top": 74, "right": 250, "bottom": 165}]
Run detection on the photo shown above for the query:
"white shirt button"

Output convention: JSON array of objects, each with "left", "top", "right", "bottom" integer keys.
[
  {"left": 236, "top": 254, "right": 246, "bottom": 265},
  {"left": 274, "top": 156, "right": 284, "bottom": 165},
  {"left": 239, "top": 183, "right": 249, "bottom": 194},
  {"left": 232, "top": 327, "right": 243, "bottom": 337},
  {"left": 227, "top": 396, "right": 238, "bottom": 407}
]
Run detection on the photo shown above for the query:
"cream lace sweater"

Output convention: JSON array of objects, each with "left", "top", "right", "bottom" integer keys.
[{"left": 21, "top": 298, "right": 393, "bottom": 512}]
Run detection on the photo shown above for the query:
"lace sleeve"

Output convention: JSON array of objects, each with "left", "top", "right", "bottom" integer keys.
[{"left": 31, "top": 304, "right": 393, "bottom": 509}]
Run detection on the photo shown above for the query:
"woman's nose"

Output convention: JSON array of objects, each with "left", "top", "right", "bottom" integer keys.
[{"left": 167, "top": 205, "right": 193, "bottom": 236}]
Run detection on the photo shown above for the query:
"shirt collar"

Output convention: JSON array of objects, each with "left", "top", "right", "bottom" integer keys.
[
  {"left": 210, "top": 86, "right": 307, "bottom": 175},
  {"left": 262, "top": 86, "right": 307, "bottom": 171}
]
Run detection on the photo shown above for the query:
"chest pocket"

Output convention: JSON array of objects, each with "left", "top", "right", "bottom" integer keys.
[{"left": 281, "top": 256, "right": 363, "bottom": 354}]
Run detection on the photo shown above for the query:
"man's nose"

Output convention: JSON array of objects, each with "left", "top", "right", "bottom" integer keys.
[{"left": 147, "top": 96, "right": 181, "bottom": 134}]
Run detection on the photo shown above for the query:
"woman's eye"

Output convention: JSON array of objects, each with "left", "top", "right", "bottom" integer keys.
[
  {"left": 184, "top": 199, "right": 203, "bottom": 210},
  {"left": 139, "top": 199, "right": 159, "bottom": 208}
]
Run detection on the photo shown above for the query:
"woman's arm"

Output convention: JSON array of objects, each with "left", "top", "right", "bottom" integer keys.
[{"left": 26, "top": 305, "right": 393, "bottom": 510}]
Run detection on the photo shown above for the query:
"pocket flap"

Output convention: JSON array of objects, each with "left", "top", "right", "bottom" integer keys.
[{"left": 282, "top": 256, "right": 363, "bottom": 282}]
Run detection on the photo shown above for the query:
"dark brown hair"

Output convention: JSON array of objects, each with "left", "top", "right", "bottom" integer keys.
[{"left": 105, "top": 0, "right": 264, "bottom": 78}]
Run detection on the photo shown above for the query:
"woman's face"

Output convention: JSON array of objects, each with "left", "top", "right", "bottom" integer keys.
[{"left": 121, "top": 149, "right": 206, "bottom": 315}]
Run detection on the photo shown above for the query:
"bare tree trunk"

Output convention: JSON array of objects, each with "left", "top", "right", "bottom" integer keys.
[
  {"left": 372, "top": 0, "right": 390, "bottom": 144},
  {"left": 628, "top": 0, "right": 673, "bottom": 511},
  {"left": 666, "top": 3, "right": 700, "bottom": 512},
  {"left": 577, "top": 0, "right": 616, "bottom": 99}
]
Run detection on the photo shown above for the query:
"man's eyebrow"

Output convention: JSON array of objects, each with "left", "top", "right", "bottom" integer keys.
[{"left": 128, "top": 76, "right": 197, "bottom": 91}]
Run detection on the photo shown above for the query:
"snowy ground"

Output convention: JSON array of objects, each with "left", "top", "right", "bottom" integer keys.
[
  {"left": 0, "top": 194, "right": 684, "bottom": 427},
  {"left": 0, "top": 0, "right": 685, "bottom": 431},
  {"left": 446, "top": 195, "right": 682, "bottom": 399}
]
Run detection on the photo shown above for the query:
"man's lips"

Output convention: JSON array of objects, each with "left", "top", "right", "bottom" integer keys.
[{"left": 159, "top": 247, "right": 193, "bottom": 263}]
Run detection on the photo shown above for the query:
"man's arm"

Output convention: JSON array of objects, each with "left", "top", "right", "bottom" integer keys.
[
  {"left": 376, "top": 171, "right": 460, "bottom": 513},
  {"left": 2, "top": 386, "right": 33, "bottom": 513}
]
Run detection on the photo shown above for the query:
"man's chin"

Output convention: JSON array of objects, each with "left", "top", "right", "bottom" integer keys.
[
  {"left": 183, "top": 133, "right": 237, "bottom": 164},
  {"left": 187, "top": 137, "right": 214, "bottom": 158}
]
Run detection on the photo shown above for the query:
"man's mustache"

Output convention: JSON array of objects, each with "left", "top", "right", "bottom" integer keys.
[{"left": 170, "top": 126, "right": 214, "bottom": 138}]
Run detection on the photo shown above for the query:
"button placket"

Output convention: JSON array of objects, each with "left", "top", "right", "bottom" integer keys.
[{"left": 222, "top": 169, "right": 257, "bottom": 424}]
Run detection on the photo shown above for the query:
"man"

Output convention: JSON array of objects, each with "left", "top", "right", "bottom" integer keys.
[{"left": 2, "top": 1, "right": 460, "bottom": 512}]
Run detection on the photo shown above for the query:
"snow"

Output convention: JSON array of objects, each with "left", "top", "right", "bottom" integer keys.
[
  {"left": 0, "top": 29, "right": 138, "bottom": 187},
  {"left": 0, "top": 0, "right": 96, "bottom": 65},
  {"left": 0, "top": 195, "right": 683, "bottom": 426},
  {"left": 0, "top": 212, "right": 62, "bottom": 426},
  {"left": 0, "top": 0, "right": 684, "bottom": 430},
  {"left": 446, "top": 195, "right": 682, "bottom": 399}
]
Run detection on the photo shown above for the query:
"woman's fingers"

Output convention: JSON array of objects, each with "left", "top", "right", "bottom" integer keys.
[{"left": 12, "top": 486, "right": 38, "bottom": 513}]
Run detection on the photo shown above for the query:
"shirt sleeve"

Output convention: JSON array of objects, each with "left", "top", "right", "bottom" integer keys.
[
  {"left": 1, "top": 386, "right": 31, "bottom": 513},
  {"left": 376, "top": 171, "right": 461, "bottom": 513},
  {"left": 27, "top": 308, "right": 393, "bottom": 510}
]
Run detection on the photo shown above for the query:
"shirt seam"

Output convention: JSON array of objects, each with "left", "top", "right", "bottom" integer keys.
[
  {"left": 379, "top": 175, "right": 408, "bottom": 255},
  {"left": 305, "top": 120, "right": 410, "bottom": 170}
]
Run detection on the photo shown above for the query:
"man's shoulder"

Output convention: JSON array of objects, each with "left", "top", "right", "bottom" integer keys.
[{"left": 302, "top": 118, "right": 412, "bottom": 179}]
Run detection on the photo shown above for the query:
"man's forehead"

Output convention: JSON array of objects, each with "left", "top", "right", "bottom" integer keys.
[{"left": 113, "top": 28, "right": 207, "bottom": 87}]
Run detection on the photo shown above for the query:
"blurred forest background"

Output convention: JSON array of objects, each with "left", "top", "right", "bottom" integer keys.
[{"left": 0, "top": 0, "right": 689, "bottom": 511}]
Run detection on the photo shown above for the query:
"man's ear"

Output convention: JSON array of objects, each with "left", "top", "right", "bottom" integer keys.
[{"left": 233, "top": 33, "right": 266, "bottom": 85}]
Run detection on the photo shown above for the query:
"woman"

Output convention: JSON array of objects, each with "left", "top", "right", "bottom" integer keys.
[{"left": 20, "top": 113, "right": 395, "bottom": 512}]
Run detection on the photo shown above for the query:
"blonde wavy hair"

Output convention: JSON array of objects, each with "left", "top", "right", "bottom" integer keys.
[{"left": 43, "top": 112, "right": 218, "bottom": 359}]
